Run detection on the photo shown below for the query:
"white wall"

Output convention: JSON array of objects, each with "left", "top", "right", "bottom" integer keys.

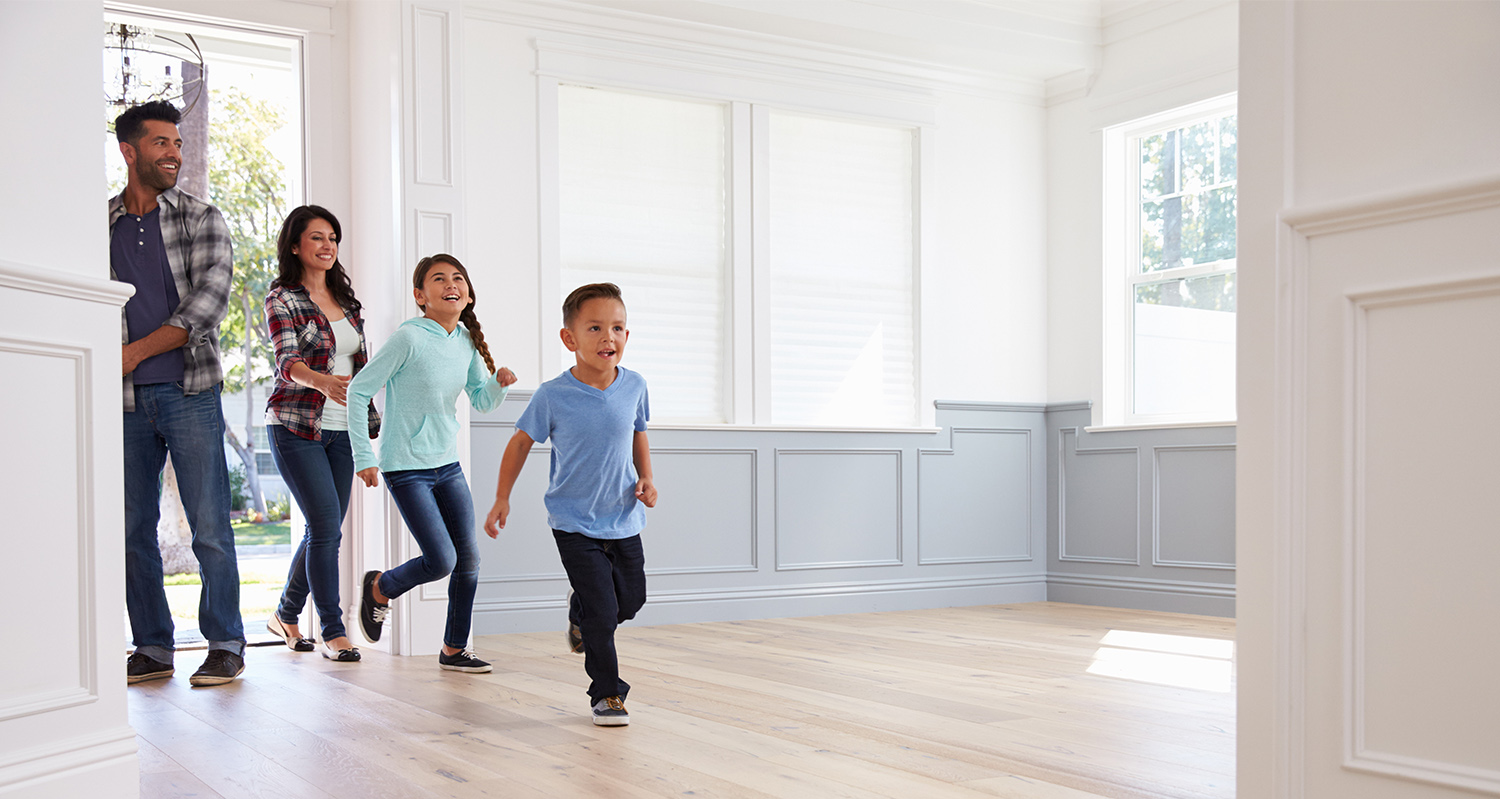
[
  {"left": 460, "top": 2, "right": 1050, "bottom": 409},
  {"left": 1046, "top": 0, "right": 1239, "bottom": 418},
  {"left": 0, "top": 1, "right": 138, "bottom": 796},
  {"left": 1238, "top": 2, "right": 1500, "bottom": 797}
]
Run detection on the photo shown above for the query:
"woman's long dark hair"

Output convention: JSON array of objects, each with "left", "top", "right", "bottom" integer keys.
[
  {"left": 273, "top": 205, "right": 361, "bottom": 315},
  {"left": 412, "top": 253, "right": 496, "bottom": 374}
]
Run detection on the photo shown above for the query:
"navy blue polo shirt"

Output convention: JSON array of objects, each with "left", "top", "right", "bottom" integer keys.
[{"left": 111, "top": 207, "right": 185, "bottom": 385}]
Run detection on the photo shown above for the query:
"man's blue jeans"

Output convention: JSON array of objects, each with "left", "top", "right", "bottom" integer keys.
[
  {"left": 553, "top": 530, "right": 647, "bottom": 704},
  {"left": 270, "top": 425, "right": 353, "bottom": 642},
  {"left": 123, "top": 383, "right": 244, "bottom": 661},
  {"left": 379, "top": 461, "right": 479, "bottom": 650}
]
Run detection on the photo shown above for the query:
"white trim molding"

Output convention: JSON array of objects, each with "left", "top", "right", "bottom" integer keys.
[
  {"left": 1281, "top": 173, "right": 1500, "bottom": 238},
  {"left": 0, "top": 338, "right": 100, "bottom": 721},
  {"left": 1279, "top": 170, "right": 1500, "bottom": 799},
  {"left": 0, "top": 726, "right": 138, "bottom": 793},
  {"left": 1342, "top": 273, "right": 1500, "bottom": 797},
  {"left": 0, "top": 261, "right": 135, "bottom": 307}
]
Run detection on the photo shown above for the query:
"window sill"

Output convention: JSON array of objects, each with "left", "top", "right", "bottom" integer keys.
[
  {"left": 1085, "top": 420, "right": 1237, "bottom": 433},
  {"left": 651, "top": 423, "right": 942, "bottom": 435}
]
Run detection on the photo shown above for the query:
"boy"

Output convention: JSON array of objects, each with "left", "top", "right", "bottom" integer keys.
[{"left": 483, "top": 283, "right": 657, "bottom": 727}]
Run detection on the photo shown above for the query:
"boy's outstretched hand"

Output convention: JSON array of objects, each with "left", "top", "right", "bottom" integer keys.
[
  {"left": 483, "top": 498, "right": 509, "bottom": 538},
  {"left": 635, "top": 478, "right": 657, "bottom": 508}
]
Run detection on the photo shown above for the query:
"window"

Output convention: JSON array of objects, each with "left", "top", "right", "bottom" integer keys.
[
  {"left": 555, "top": 85, "right": 919, "bottom": 427},
  {"left": 767, "top": 111, "right": 915, "bottom": 426},
  {"left": 1104, "top": 96, "right": 1237, "bottom": 425},
  {"left": 251, "top": 426, "right": 279, "bottom": 478},
  {"left": 558, "top": 86, "right": 728, "bottom": 423}
]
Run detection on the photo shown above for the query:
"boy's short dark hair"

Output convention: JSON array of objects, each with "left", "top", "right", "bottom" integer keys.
[
  {"left": 114, "top": 101, "right": 182, "bottom": 144},
  {"left": 562, "top": 283, "right": 625, "bottom": 327}
]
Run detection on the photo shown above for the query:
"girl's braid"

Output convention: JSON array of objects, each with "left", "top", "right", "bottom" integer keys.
[{"left": 459, "top": 304, "right": 496, "bottom": 374}]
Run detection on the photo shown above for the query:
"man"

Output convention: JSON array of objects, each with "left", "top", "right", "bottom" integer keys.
[{"left": 110, "top": 101, "right": 245, "bottom": 686}]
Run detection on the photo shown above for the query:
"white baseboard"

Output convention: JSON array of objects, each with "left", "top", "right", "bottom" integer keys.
[{"left": 0, "top": 726, "right": 137, "bottom": 798}]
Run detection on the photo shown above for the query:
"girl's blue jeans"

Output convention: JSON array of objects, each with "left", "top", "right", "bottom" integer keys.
[
  {"left": 269, "top": 425, "right": 354, "bottom": 642},
  {"left": 378, "top": 461, "right": 479, "bottom": 649}
]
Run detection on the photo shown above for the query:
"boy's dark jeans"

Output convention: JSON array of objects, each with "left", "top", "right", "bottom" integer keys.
[{"left": 553, "top": 530, "right": 647, "bottom": 704}]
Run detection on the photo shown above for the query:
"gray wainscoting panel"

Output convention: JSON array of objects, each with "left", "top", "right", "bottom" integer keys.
[
  {"left": 469, "top": 426, "right": 566, "bottom": 584},
  {"left": 918, "top": 429, "right": 1032, "bottom": 564},
  {"left": 464, "top": 396, "right": 1233, "bottom": 631},
  {"left": 645, "top": 448, "right": 757, "bottom": 574},
  {"left": 1058, "top": 428, "right": 1140, "bottom": 564},
  {"left": 775, "top": 449, "right": 903, "bottom": 570},
  {"left": 1154, "top": 445, "right": 1236, "bottom": 569},
  {"left": 1045, "top": 405, "right": 1237, "bottom": 617}
]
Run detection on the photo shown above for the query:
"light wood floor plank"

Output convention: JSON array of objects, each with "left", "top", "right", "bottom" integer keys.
[{"left": 129, "top": 602, "right": 1234, "bottom": 799}]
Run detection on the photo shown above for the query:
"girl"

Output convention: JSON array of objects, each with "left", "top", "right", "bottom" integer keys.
[
  {"left": 347, "top": 254, "right": 517, "bottom": 671},
  {"left": 263, "top": 205, "right": 379, "bottom": 663}
]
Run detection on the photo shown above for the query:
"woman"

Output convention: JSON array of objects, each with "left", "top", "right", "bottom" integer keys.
[
  {"left": 262, "top": 205, "right": 380, "bottom": 662},
  {"left": 347, "top": 254, "right": 517, "bottom": 672}
]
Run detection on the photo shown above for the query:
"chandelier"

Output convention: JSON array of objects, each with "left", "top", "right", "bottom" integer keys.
[{"left": 103, "top": 22, "right": 206, "bottom": 119}]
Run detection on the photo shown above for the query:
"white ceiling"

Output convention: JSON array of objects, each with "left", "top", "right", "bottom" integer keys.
[{"left": 554, "top": 0, "right": 1122, "bottom": 82}]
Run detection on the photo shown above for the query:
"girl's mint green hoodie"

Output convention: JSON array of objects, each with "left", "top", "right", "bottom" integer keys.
[{"left": 347, "top": 317, "right": 507, "bottom": 473}]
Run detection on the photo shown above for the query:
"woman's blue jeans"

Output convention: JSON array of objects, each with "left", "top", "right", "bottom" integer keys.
[
  {"left": 269, "top": 425, "right": 354, "bottom": 641},
  {"left": 122, "top": 383, "right": 244, "bottom": 661},
  {"left": 378, "top": 461, "right": 479, "bottom": 649}
]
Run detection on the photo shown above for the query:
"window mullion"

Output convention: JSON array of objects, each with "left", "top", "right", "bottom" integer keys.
[
  {"left": 749, "top": 103, "right": 772, "bottom": 425},
  {"left": 729, "top": 101, "right": 754, "bottom": 425}
]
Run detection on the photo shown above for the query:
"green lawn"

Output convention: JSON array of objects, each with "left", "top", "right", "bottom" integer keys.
[{"left": 232, "top": 520, "right": 291, "bottom": 547}]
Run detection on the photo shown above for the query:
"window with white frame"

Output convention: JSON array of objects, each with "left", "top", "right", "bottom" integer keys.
[
  {"left": 555, "top": 84, "right": 918, "bottom": 427},
  {"left": 558, "top": 85, "right": 729, "bottom": 423},
  {"left": 1104, "top": 95, "right": 1237, "bottom": 425},
  {"left": 768, "top": 110, "right": 915, "bottom": 426}
]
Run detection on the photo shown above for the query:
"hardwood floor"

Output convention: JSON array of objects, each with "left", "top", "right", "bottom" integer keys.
[{"left": 130, "top": 603, "right": 1235, "bottom": 798}]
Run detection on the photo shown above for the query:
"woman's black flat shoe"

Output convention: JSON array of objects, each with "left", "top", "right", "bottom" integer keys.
[
  {"left": 267, "top": 616, "right": 315, "bottom": 652},
  {"left": 320, "top": 641, "right": 361, "bottom": 662}
]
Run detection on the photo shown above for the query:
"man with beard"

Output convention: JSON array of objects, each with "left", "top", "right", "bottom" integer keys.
[{"left": 110, "top": 100, "right": 245, "bottom": 687}]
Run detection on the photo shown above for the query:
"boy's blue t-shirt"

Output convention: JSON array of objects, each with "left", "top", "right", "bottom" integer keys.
[{"left": 516, "top": 366, "right": 650, "bottom": 539}]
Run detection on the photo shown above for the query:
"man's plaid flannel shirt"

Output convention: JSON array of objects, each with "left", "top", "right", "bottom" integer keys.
[
  {"left": 109, "top": 188, "right": 232, "bottom": 412},
  {"left": 264, "top": 283, "right": 381, "bottom": 441}
]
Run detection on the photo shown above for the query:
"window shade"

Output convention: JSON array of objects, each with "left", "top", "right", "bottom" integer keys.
[
  {"left": 768, "top": 111, "right": 916, "bottom": 426},
  {"left": 558, "top": 85, "right": 728, "bottom": 422}
]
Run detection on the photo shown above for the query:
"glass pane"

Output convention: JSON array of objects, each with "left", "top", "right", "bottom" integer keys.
[
  {"left": 1133, "top": 274, "right": 1237, "bottom": 417},
  {"left": 1140, "top": 131, "right": 1173, "bottom": 199},
  {"left": 1178, "top": 120, "right": 1217, "bottom": 193},
  {"left": 1218, "top": 115, "right": 1237, "bottom": 183},
  {"left": 1180, "top": 186, "right": 1237, "bottom": 267},
  {"left": 769, "top": 111, "right": 916, "bottom": 426},
  {"left": 558, "top": 85, "right": 728, "bottom": 423},
  {"left": 1140, "top": 196, "right": 1181, "bottom": 272}
]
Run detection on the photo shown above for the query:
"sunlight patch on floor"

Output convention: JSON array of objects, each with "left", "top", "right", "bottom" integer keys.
[{"left": 1088, "top": 630, "right": 1235, "bottom": 692}]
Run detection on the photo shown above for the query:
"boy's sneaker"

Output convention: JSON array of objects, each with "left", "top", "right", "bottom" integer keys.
[
  {"left": 566, "top": 589, "right": 583, "bottom": 654},
  {"left": 188, "top": 650, "right": 244, "bottom": 687},
  {"left": 592, "top": 696, "right": 629, "bottom": 726},
  {"left": 126, "top": 651, "right": 173, "bottom": 684},
  {"left": 438, "top": 647, "right": 492, "bottom": 673},
  {"left": 360, "top": 570, "right": 390, "bottom": 643}
]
